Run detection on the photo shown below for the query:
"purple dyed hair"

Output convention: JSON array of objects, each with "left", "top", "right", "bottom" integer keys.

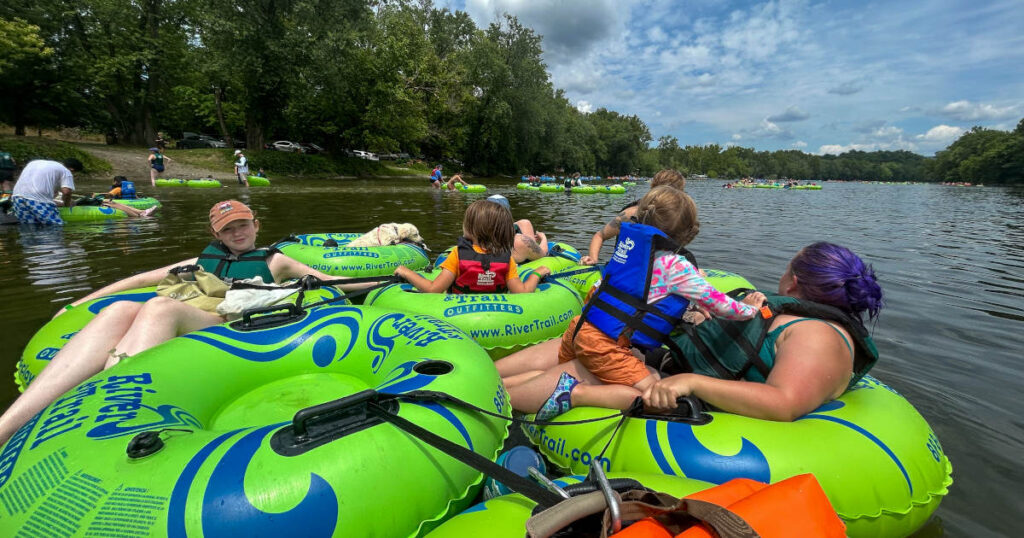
[{"left": 790, "top": 242, "right": 884, "bottom": 322}]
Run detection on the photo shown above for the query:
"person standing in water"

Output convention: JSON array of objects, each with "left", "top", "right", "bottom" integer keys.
[
  {"left": 429, "top": 164, "right": 443, "bottom": 189},
  {"left": 234, "top": 150, "right": 250, "bottom": 187},
  {"left": 148, "top": 147, "right": 171, "bottom": 186}
]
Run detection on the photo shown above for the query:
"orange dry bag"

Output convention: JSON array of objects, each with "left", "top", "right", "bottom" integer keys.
[{"left": 611, "top": 474, "right": 845, "bottom": 538}]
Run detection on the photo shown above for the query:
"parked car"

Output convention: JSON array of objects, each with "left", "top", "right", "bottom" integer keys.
[
  {"left": 271, "top": 140, "right": 304, "bottom": 153},
  {"left": 176, "top": 134, "right": 228, "bottom": 149},
  {"left": 299, "top": 142, "right": 324, "bottom": 155},
  {"left": 353, "top": 150, "right": 379, "bottom": 161}
]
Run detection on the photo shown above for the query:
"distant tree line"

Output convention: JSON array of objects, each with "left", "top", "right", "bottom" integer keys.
[{"left": 0, "top": 2, "right": 1021, "bottom": 182}]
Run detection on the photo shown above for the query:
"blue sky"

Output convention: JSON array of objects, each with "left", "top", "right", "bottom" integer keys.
[{"left": 440, "top": 0, "right": 1024, "bottom": 155}]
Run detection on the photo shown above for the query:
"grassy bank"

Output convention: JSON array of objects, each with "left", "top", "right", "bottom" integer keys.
[
  {"left": 167, "top": 148, "right": 430, "bottom": 178},
  {"left": 0, "top": 136, "right": 111, "bottom": 174}
]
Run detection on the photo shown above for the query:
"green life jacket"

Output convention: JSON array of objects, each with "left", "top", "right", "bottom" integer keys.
[
  {"left": 196, "top": 241, "right": 276, "bottom": 283},
  {"left": 0, "top": 152, "right": 14, "bottom": 170},
  {"left": 653, "top": 292, "right": 878, "bottom": 388},
  {"left": 153, "top": 153, "right": 164, "bottom": 166}
]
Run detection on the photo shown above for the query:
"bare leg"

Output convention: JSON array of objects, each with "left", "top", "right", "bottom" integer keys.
[
  {"left": 508, "top": 360, "right": 657, "bottom": 413},
  {"left": 0, "top": 301, "right": 143, "bottom": 445},
  {"left": 150, "top": 167, "right": 157, "bottom": 186},
  {"left": 102, "top": 201, "right": 145, "bottom": 218},
  {"left": 110, "top": 297, "right": 224, "bottom": 361},
  {"left": 496, "top": 337, "right": 561, "bottom": 377}
]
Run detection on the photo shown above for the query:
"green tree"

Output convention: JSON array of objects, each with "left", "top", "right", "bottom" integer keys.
[{"left": 0, "top": 18, "right": 53, "bottom": 135}]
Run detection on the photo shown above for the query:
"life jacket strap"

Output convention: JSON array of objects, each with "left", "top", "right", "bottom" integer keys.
[{"left": 678, "top": 323, "right": 735, "bottom": 379}]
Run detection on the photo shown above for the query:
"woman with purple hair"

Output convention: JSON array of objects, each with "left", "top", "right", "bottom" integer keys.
[{"left": 643, "top": 241, "right": 884, "bottom": 421}]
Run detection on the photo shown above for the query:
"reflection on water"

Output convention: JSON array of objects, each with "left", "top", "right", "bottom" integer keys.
[{"left": 0, "top": 178, "right": 1022, "bottom": 536}]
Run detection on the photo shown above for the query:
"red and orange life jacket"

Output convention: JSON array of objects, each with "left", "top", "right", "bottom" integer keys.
[{"left": 450, "top": 237, "right": 511, "bottom": 294}]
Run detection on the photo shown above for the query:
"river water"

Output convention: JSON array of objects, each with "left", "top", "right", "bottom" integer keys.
[{"left": 1, "top": 177, "right": 1021, "bottom": 536}]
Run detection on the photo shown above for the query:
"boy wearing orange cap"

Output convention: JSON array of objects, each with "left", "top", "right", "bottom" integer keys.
[{"left": 0, "top": 200, "right": 373, "bottom": 445}]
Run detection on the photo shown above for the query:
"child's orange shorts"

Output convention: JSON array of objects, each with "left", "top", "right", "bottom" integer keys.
[{"left": 558, "top": 316, "right": 651, "bottom": 386}]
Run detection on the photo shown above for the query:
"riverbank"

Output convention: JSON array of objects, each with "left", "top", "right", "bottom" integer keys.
[{"left": 0, "top": 136, "right": 437, "bottom": 181}]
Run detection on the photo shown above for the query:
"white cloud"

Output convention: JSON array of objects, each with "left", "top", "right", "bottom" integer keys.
[
  {"left": 457, "top": 0, "right": 1024, "bottom": 156},
  {"left": 792, "top": 140, "right": 807, "bottom": 148},
  {"left": 576, "top": 100, "right": 593, "bottom": 114},
  {"left": 828, "top": 81, "right": 864, "bottom": 95},
  {"left": 767, "top": 105, "right": 810, "bottom": 122},
  {"left": 938, "top": 100, "right": 1021, "bottom": 122},
  {"left": 736, "top": 119, "right": 794, "bottom": 140},
  {"left": 915, "top": 125, "right": 964, "bottom": 143}
]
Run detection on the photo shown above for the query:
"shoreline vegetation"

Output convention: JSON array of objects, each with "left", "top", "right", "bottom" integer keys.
[
  {"left": 1, "top": 129, "right": 1021, "bottom": 184},
  {"left": 0, "top": 1, "right": 1021, "bottom": 183}
]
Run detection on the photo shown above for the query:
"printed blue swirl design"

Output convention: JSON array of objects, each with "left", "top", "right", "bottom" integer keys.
[
  {"left": 87, "top": 292, "right": 158, "bottom": 314},
  {"left": 366, "top": 312, "right": 403, "bottom": 372},
  {"left": 408, "top": 401, "right": 474, "bottom": 452},
  {"left": 167, "top": 425, "right": 338, "bottom": 537},
  {"left": 376, "top": 360, "right": 436, "bottom": 394},
  {"left": 796, "top": 400, "right": 913, "bottom": 494},
  {"left": 86, "top": 405, "right": 202, "bottom": 439},
  {"left": 647, "top": 420, "right": 771, "bottom": 484},
  {"left": 376, "top": 360, "right": 473, "bottom": 450},
  {"left": 202, "top": 424, "right": 338, "bottom": 536},
  {"left": 169, "top": 429, "right": 244, "bottom": 538},
  {"left": 183, "top": 307, "right": 361, "bottom": 363}
]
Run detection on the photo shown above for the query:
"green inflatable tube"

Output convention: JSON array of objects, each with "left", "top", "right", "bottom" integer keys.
[
  {"left": 569, "top": 185, "right": 596, "bottom": 194},
  {"left": 426, "top": 473, "right": 715, "bottom": 537},
  {"left": 276, "top": 233, "right": 431, "bottom": 277},
  {"left": 246, "top": 176, "right": 271, "bottom": 186},
  {"left": 112, "top": 197, "right": 161, "bottom": 209},
  {"left": 364, "top": 281, "right": 583, "bottom": 359},
  {"left": 790, "top": 185, "right": 822, "bottom": 190},
  {"left": 595, "top": 185, "right": 626, "bottom": 194},
  {"left": 59, "top": 205, "right": 128, "bottom": 222},
  {"left": 523, "top": 376, "right": 952, "bottom": 537},
  {"left": 1, "top": 304, "right": 510, "bottom": 536},
  {"left": 187, "top": 179, "right": 221, "bottom": 188},
  {"left": 15, "top": 285, "right": 347, "bottom": 391},
  {"left": 516, "top": 183, "right": 529, "bottom": 190},
  {"left": 455, "top": 183, "right": 487, "bottom": 193},
  {"left": 622, "top": 181, "right": 637, "bottom": 186},
  {"left": 155, "top": 178, "right": 187, "bottom": 187},
  {"left": 539, "top": 184, "right": 563, "bottom": 192}
]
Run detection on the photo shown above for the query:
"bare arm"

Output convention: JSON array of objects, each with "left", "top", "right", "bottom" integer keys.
[
  {"left": 268, "top": 254, "right": 379, "bottom": 291},
  {"left": 394, "top": 266, "right": 456, "bottom": 293},
  {"left": 583, "top": 213, "right": 627, "bottom": 264},
  {"left": 515, "top": 234, "right": 547, "bottom": 262},
  {"left": 60, "top": 187, "right": 73, "bottom": 209},
  {"left": 506, "top": 266, "right": 549, "bottom": 293},
  {"left": 65, "top": 257, "right": 199, "bottom": 310},
  {"left": 643, "top": 322, "right": 852, "bottom": 421}
]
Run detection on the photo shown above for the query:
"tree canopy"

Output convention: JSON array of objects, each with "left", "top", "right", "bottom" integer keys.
[{"left": 0, "top": 1, "right": 1020, "bottom": 182}]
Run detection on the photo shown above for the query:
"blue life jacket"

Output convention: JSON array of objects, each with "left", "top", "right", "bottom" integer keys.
[
  {"left": 577, "top": 222, "right": 696, "bottom": 351},
  {"left": 120, "top": 181, "right": 136, "bottom": 199}
]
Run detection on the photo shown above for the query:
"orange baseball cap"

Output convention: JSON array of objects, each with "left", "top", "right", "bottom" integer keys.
[{"left": 209, "top": 200, "right": 254, "bottom": 232}]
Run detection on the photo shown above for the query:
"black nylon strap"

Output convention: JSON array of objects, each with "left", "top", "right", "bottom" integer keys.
[
  {"left": 682, "top": 324, "right": 734, "bottom": 379},
  {"left": 719, "top": 320, "right": 772, "bottom": 379},
  {"left": 541, "top": 265, "right": 600, "bottom": 282},
  {"left": 589, "top": 297, "right": 666, "bottom": 342},
  {"left": 367, "top": 402, "right": 564, "bottom": 508},
  {"left": 600, "top": 286, "right": 680, "bottom": 326}
]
